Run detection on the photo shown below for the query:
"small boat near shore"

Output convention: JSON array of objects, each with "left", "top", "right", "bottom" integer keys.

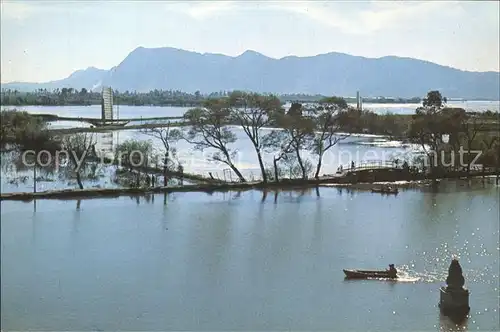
[
  {"left": 344, "top": 264, "right": 398, "bottom": 279},
  {"left": 371, "top": 185, "right": 399, "bottom": 194}
]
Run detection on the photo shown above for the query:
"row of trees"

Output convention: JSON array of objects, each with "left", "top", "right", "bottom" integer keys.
[
  {"left": 1, "top": 88, "right": 98, "bottom": 106},
  {"left": 0, "top": 88, "right": 214, "bottom": 107},
  {"left": 139, "top": 92, "right": 354, "bottom": 183},
  {"left": 1, "top": 110, "right": 100, "bottom": 189},
  {"left": 1, "top": 110, "right": 59, "bottom": 153},
  {"left": 409, "top": 91, "right": 499, "bottom": 175},
  {"left": 2, "top": 90, "right": 499, "bottom": 190},
  {"left": 143, "top": 90, "right": 499, "bottom": 182},
  {"left": 1, "top": 92, "right": 351, "bottom": 186},
  {"left": 2, "top": 88, "right": 424, "bottom": 107}
]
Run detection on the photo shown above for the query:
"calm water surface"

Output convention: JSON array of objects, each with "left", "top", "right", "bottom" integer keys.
[
  {"left": 1, "top": 180, "right": 499, "bottom": 331},
  {"left": 3, "top": 100, "right": 499, "bottom": 117}
]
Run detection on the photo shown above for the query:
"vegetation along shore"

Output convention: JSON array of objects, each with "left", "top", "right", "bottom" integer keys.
[
  {"left": 1, "top": 90, "right": 499, "bottom": 200},
  {"left": 0, "top": 88, "right": 428, "bottom": 107}
]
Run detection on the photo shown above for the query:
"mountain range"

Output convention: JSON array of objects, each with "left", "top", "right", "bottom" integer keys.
[{"left": 3, "top": 47, "right": 499, "bottom": 100}]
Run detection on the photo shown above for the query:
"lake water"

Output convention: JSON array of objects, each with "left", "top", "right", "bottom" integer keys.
[
  {"left": 3, "top": 100, "right": 499, "bottom": 117},
  {"left": 1, "top": 179, "right": 499, "bottom": 330}
]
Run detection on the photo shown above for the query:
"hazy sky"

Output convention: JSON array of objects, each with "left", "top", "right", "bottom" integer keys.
[{"left": 1, "top": 0, "right": 499, "bottom": 83}]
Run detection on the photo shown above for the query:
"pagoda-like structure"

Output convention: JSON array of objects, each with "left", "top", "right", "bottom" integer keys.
[{"left": 439, "top": 258, "right": 470, "bottom": 318}]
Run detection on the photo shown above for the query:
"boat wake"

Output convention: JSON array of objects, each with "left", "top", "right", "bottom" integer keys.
[
  {"left": 363, "top": 272, "right": 420, "bottom": 283},
  {"left": 393, "top": 270, "right": 420, "bottom": 283},
  {"left": 395, "top": 264, "right": 448, "bottom": 283},
  {"left": 354, "top": 265, "right": 447, "bottom": 283}
]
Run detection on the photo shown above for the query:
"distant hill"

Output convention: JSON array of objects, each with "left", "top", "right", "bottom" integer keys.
[
  {"left": 3, "top": 47, "right": 499, "bottom": 100},
  {"left": 3, "top": 67, "right": 107, "bottom": 93}
]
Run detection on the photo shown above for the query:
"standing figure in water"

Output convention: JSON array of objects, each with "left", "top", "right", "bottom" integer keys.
[{"left": 387, "top": 264, "right": 397, "bottom": 277}]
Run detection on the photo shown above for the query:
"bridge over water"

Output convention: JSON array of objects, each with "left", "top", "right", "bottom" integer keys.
[
  {"left": 320, "top": 160, "right": 396, "bottom": 177},
  {"left": 32, "top": 114, "right": 184, "bottom": 127}
]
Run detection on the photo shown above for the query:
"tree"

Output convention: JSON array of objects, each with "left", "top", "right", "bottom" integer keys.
[
  {"left": 423, "top": 90, "right": 447, "bottom": 108},
  {"left": 1, "top": 110, "right": 59, "bottom": 153},
  {"left": 479, "top": 136, "right": 499, "bottom": 182},
  {"left": 275, "top": 104, "right": 315, "bottom": 179},
  {"left": 141, "top": 122, "right": 181, "bottom": 185},
  {"left": 262, "top": 129, "right": 294, "bottom": 182},
  {"left": 183, "top": 99, "right": 246, "bottom": 182},
  {"left": 115, "top": 139, "right": 153, "bottom": 187},
  {"left": 1, "top": 110, "right": 62, "bottom": 192},
  {"left": 309, "top": 97, "right": 350, "bottom": 179},
  {"left": 409, "top": 90, "right": 449, "bottom": 173},
  {"left": 62, "top": 133, "right": 96, "bottom": 189},
  {"left": 229, "top": 91, "right": 282, "bottom": 183},
  {"left": 458, "top": 113, "right": 486, "bottom": 175},
  {"left": 115, "top": 139, "right": 153, "bottom": 169},
  {"left": 287, "top": 102, "right": 303, "bottom": 117},
  {"left": 437, "top": 107, "right": 467, "bottom": 171}
]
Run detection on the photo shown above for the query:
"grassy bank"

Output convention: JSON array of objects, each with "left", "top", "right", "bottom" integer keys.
[{"left": 2, "top": 169, "right": 498, "bottom": 201}]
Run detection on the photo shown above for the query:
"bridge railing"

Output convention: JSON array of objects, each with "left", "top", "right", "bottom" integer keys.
[{"left": 339, "top": 160, "right": 396, "bottom": 172}]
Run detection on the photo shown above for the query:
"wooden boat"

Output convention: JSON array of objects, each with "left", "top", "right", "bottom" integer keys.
[
  {"left": 343, "top": 269, "right": 397, "bottom": 279},
  {"left": 371, "top": 186, "right": 398, "bottom": 194}
]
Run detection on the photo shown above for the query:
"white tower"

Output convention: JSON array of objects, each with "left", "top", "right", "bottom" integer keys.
[{"left": 356, "top": 91, "right": 362, "bottom": 110}]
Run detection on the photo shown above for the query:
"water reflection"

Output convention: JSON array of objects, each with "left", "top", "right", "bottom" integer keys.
[
  {"left": 261, "top": 190, "right": 267, "bottom": 203},
  {"left": 258, "top": 188, "right": 320, "bottom": 205},
  {"left": 1, "top": 183, "right": 498, "bottom": 331},
  {"left": 439, "top": 313, "right": 469, "bottom": 331},
  {"left": 1, "top": 149, "right": 117, "bottom": 193}
]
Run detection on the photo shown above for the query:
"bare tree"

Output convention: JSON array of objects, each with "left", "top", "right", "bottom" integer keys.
[
  {"left": 409, "top": 91, "right": 449, "bottom": 174},
  {"left": 229, "top": 91, "right": 282, "bottom": 183},
  {"left": 281, "top": 106, "right": 315, "bottom": 179},
  {"left": 183, "top": 100, "right": 246, "bottom": 182},
  {"left": 460, "top": 114, "right": 486, "bottom": 175},
  {"left": 480, "top": 136, "right": 499, "bottom": 183},
  {"left": 309, "top": 97, "right": 350, "bottom": 179},
  {"left": 265, "top": 105, "right": 315, "bottom": 180},
  {"left": 114, "top": 139, "right": 153, "bottom": 187},
  {"left": 262, "top": 129, "right": 294, "bottom": 182},
  {"left": 63, "top": 133, "right": 96, "bottom": 189},
  {"left": 141, "top": 122, "right": 181, "bottom": 185}
]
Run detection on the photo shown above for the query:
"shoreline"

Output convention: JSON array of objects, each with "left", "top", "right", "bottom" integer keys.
[{"left": 2, "top": 173, "right": 498, "bottom": 201}]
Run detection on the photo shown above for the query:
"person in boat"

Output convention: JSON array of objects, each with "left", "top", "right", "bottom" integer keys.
[{"left": 387, "top": 264, "right": 397, "bottom": 277}]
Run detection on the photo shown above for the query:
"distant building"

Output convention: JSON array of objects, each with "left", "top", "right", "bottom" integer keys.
[
  {"left": 356, "top": 91, "right": 363, "bottom": 110},
  {"left": 99, "top": 87, "right": 115, "bottom": 158},
  {"left": 101, "top": 87, "right": 113, "bottom": 120}
]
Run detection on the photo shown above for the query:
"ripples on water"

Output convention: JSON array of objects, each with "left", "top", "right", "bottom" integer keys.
[
  {"left": 361, "top": 265, "right": 454, "bottom": 283},
  {"left": 399, "top": 240, "right": 500, "bottom": 285},
  {"left": 1, "top": 164, "right": 498, "bottom": 331}
]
